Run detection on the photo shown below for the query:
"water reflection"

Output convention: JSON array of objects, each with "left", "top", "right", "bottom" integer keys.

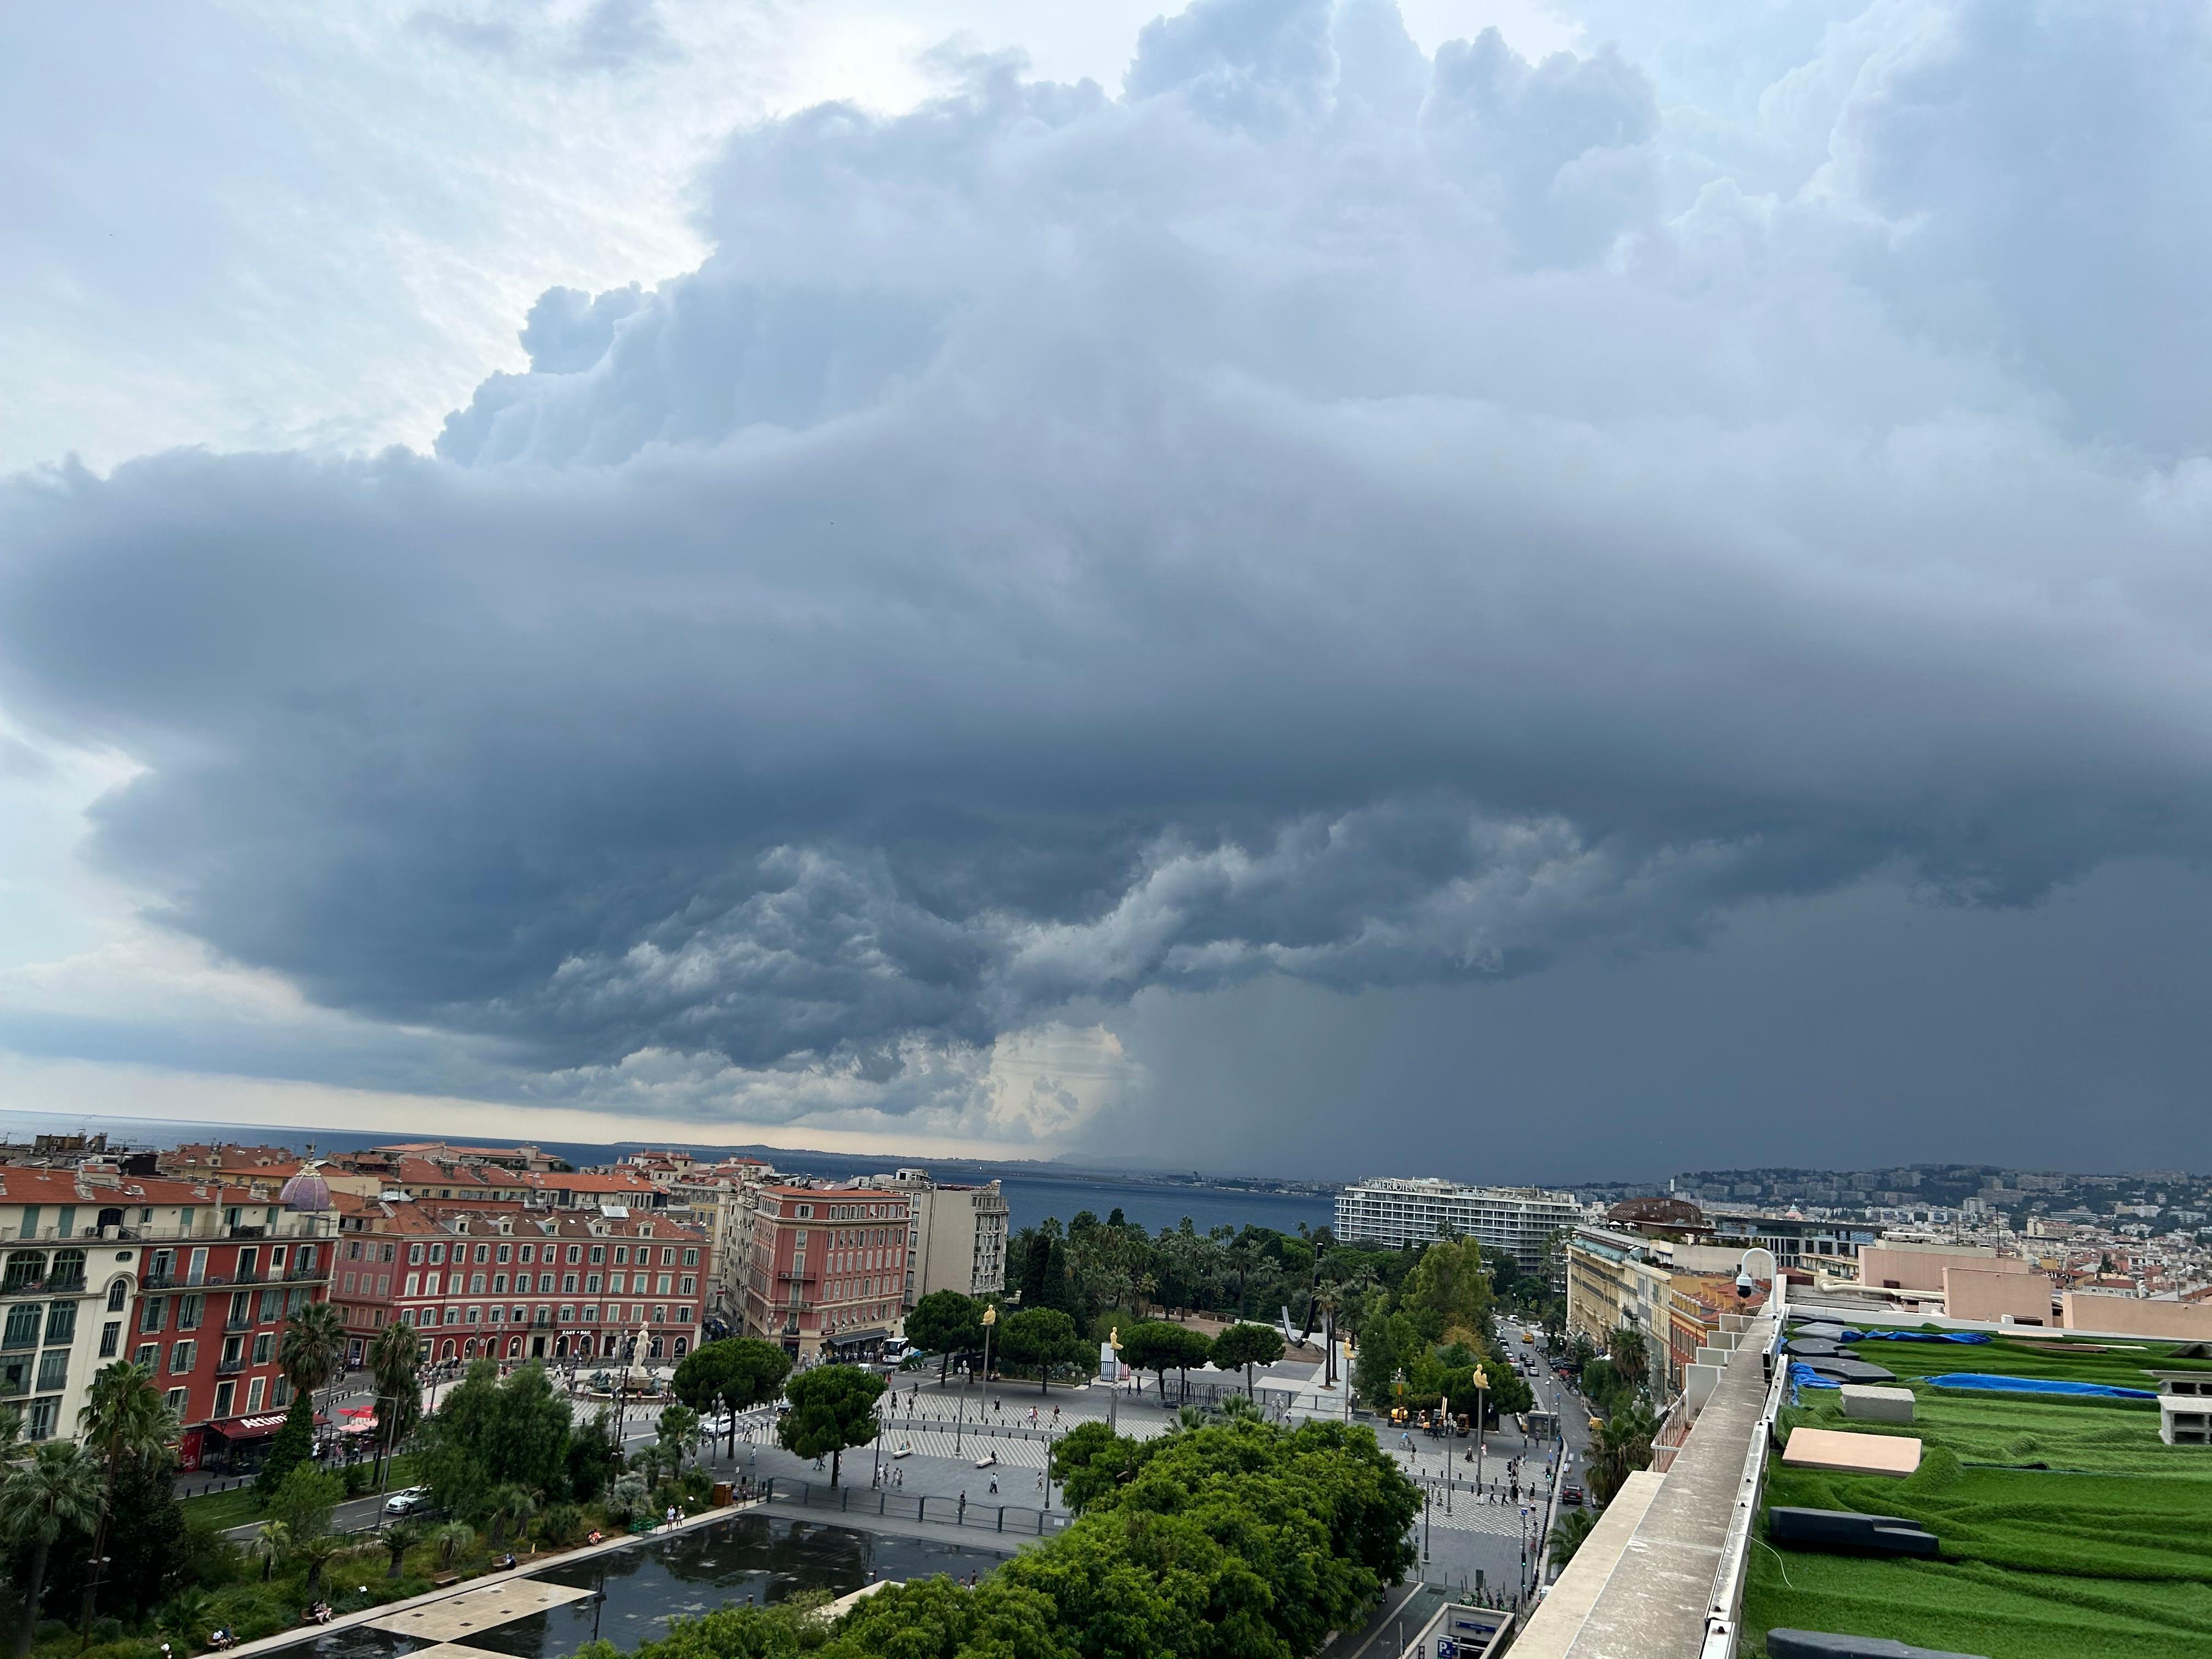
[{"left": 268, "top": 1515, "right": 1010, "bottom": 1659}]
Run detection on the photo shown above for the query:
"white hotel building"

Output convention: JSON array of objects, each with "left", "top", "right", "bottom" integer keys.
[{"left": 1335, "top": 1177, "right": 1581, "bottom": 1272}]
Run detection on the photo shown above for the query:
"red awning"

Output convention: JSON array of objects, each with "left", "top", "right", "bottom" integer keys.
[{"left": 200, "top": 1410, "right": 332, "bottom": 1441}]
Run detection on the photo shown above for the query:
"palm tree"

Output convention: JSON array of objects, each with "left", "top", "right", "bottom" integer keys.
[
  {"left": 295, "top": 1532, "right": 347, "bottom": 1594},
  {"left": 76, "top": 1361, "right": 179, "bottom": 1630},
  {"left": 1589, "top": 1401, "right": 1657, "bottom": 1506},
  {"left": 656, "top": 1404, "right": 702, "bottom": 1475},
  {"left": 369, "top": 1318, "right": 424, "bottom": 1480},
  {"left": 280, "top": 1300, "right": 348, "bottom": 1409},
  {"left": 1547, "top": 1508, "right": 1596, "bottom": 1565},
  {"left": 487, "top": 1483, "right": 539, "bottom": 1549},
  {"left": 156, "top": 1590, "right": 213, "bottom": 1649},
  {"left": 1607, "top": 1326, "right": 1649, "bottom": 1395},
  {"left": 1, "top": 1440, "right": 104, "bottom": 1659},
  {"left": 383, "top": 1518, "right": 427, "bottom": 1579},
  {"left": 255, "top": 1518, "right": 293, "bottom": 1581},
  {"left": 432, "top": 1519, "right": 476, "bottom": 1568}
]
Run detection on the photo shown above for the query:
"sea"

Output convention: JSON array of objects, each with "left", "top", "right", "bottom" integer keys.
[{"left": 0, "top": 1110, "right": 1336, "bottom": 1240}]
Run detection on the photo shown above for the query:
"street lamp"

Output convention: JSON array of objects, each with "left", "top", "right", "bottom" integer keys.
[{"left": 1472, "top": 1365, "right": 1488, "bottom": 1498}]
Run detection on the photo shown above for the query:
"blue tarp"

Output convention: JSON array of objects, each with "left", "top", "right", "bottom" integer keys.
[
  {"left": 1788, "top": 1362, "right": 1842, "bottom": 1398},
  {"left": 1839, "top": 1329, "right": 1992, "bottom": 1345},
  {"left": 1926, "top": 1372, "right": 2156, "bottom": 1400}
]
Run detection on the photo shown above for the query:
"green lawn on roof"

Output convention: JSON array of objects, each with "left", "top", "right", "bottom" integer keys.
[{"left": 1744, "top": 1328, "right": 2212, "bottom": 1658}]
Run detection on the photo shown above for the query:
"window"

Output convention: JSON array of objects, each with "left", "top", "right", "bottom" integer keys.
[
  {"left": 470, "top": 1273, "right": 486, "bottom": 1294},
  {"left": 409, "top": 1244, "right": 425, "bottom": 1265},
  {"left": 652, "top": 1305, "right": 667, "bottom": 1324},
  {"left": 656, "top": 1274, "right": 672, "bottom": 1295},
  {"left": 165, "top": 1386, "right": 187, "bottom": 1413},
  {"left": 36, "top": 1350, "right": 67, "bottom": 1391},
  {"left": 558, "top": 1305, "right": 575, "bottom": 1323},
  {"left": 213, "top": 1380, "right": 235, "bottom": 1420},
  {"left": 496, "top": 1244, "right": 511, "bottom": 1263},
  {"left": 3, "top": 1250, "right": 47, "bottom": 1293},
  {"left": 488, "top": 1305, "right": 503, "bottom": 1324},
  {"left": 403, "top": 1273, "right": 419, "bottom": 1297},
  {"left": 178, "top": 1293, "right": 203, "bottom": 1330},
  {"left": 520, "top": 1245, "right": 535, "bottom": 1263},
  {"left": 566, "top": 1245, "right": 582, "bottom": 1265},
  {"left": 380, "top": 1243, "right": 396, "bottom": 1262},
  {"left": 561, "top": 1273, "right": 578, "bottom": 1294},
  {"left": 607, "top": 1273, "right": 624, "bottom": 1295},
  {"left": 425, "top": 1272, "right": 441, "bottom": 1296},
  {"left": 246, "top": 1375, "right": 266, "bottom": 1412},
  {"left": 347, "top": 1239, "right": 363, "bottom": 1261},
  {"left": 43, "top": 1302, "right": 76, "bottom": 1346},
  {"left": 492, "top": 1273, "right": 507, "bottom": 1294},
  {"left": 272, "top": 1375, "right": 294, "bottom": 1406},
  {"left": 680, "top": 1276, "right": 696, "bottom": 1295},
  {"left": 25, "top": 1397, "right": 59, "bottom": 1441},
  {"left": 613, "top": 1246, "right": 628, "bottom": 1265},
  {"left": 99, "top": 1321, "right": 120, "bottom": 1357},
  {"left": 582, "top": 1305, "right": 599, "bottom": 1323},
  {"left": 270, "top": 1245, "right": 288, "bottom": 1271},
  {"left": 16, "top": 1207, "right": 38, "bottom": 1241},
  {"left": 466, "top": 1305, "right": 481, "bottom": 1324},
  {"left": 146, "top": 1249, "right": 174, "bottom": 1283},
  {"left": 443, "top": 1306, "right": 460, "bottom": 1325},
  {"left": 676, "top": 1307, "right": 692, "bottom": 1324},
  {"left": 429, "top": 1244, "right": 446, "bottom": 1265},
  {"left": 134, "top": 1343, "right": 157, "bottom": 1369},
  {"left": 258, "top": 1288, "right": 283, "bottom": 1322},
  {"left": 682, "top": 1248, "right": 699, "bottom": 1267},
  {"left": 252, "top": 1331, "right": 274, "bottom": 1365},
  {"left": 662, "top": 1248, "right": 676, "bottom": 1267},
  {"left": 170, "top": 1340, "right": 196, "bottom": 1374},
  {"left": 49, "top": 1249, "right": 86, "bottom": 1291}
]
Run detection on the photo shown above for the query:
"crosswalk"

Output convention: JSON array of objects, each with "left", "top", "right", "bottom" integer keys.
[{"left": 881, "top": 1427, "right": 1049, "bottom": 1467}]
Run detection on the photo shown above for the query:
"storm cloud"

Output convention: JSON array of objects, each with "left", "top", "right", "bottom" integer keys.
[{"left": 7, "top": 0, "right": 2212, "bottom": 1145}]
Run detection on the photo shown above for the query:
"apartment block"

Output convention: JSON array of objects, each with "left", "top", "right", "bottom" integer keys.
[
  {"left": 742, "top": 1186, "right": 911, "bottom": 1362},
  {"left": 862, "top": 1170, "right": 1008, "bottom": 1304},
  {"left": 1334, "top": 1177, "right": 1580, "bottom": 1272}
]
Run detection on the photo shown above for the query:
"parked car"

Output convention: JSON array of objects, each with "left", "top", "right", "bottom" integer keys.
[{"left": 383, "top": 1486, "right": 434, "bottom": 1516}]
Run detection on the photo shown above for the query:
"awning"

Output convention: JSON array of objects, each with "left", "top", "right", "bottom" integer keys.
[{"left": 200, "top": 1410, "right": 332, "bottom": 1441}]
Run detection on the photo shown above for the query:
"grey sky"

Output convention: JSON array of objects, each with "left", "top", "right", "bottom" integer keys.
[{"left": 3, "top": 0, "right": 2210, "bottom": 1173}]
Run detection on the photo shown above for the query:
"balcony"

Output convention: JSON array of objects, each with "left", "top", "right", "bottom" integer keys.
[
  {"left": 216, "top": 1357, "right": 247, "bottom": 1375},
  {"left": 777, "top": 1267, "right": 816, "bottom": 1281}
]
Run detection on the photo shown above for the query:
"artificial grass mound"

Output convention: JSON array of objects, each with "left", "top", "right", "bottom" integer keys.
[{"left": 1745, "top": 1325, "right": 2212, "bottom": 1658}]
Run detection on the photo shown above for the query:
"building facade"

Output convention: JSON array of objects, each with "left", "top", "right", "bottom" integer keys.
[
  {"left": 742, "top": 1186, "right": 911, "bottom": 1362},
  {"left": 335, "top": 1203, "right": 707, "bottom": 1368},
  {"left": 1, "top": 1165, "right": 336, "bottom": 1469},
  {"left": 1335, "top": 1178, "right": 1581, "bottom": 1272},
  {"left": 866, "top": 1170, "right": 1008, "bottom": 1304}
]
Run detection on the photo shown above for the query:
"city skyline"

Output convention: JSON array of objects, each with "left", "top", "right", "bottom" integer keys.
[{"left": 8, "top": 2, "right": 2212, "bottom": 1177}]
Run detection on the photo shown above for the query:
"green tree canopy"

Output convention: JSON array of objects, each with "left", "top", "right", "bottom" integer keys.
[
  {"left": 417, "top": 1359, "right": 575, "bottom": 1519},
  {"left": 1607, "top": 1325, "right": 1649, "bottom": 1392},
  {"left": 902, "top": 1291, "right": 986, "bottom": 1381},
  {"left": 673, "top": 1338, "right": 793, "bottom": 1455},
  {"left": 1210, "top": 1323, "right": 1286, "bottom": 1398},
  {"left": 997, "top": 1307, "right": 1090, "bottom": 1394},
  {"left": 267, "top": 1463, "right": 341, "bottom": 1542},
  {"left": 254, "top": 1393, "right": 318, "bottom": 1500},
  {"left": 1589, "top": 1400, "right": 1657, "bottom": 1505},
  {"left": 1119, "top": 1321, "right": 1212, "bottom": 1402},
  {"left": 1401, "top": 1237, "right": 1493, "bottom": 1336},
  {"left": 775, "top": 1364, "right": 884, "bottom": 1488}
]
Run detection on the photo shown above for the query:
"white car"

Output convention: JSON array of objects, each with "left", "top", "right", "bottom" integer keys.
[{"left": 383, "top": 1486, "right": 434, "bottom": 1516}]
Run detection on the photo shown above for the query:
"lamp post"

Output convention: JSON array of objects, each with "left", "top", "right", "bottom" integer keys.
[
  {"left": 1472, "top": 1365, "right": 1488, "bottom": 1498},
  {"left": 1104, "top": 1328, "right": 1124, "bottom": 1435}
]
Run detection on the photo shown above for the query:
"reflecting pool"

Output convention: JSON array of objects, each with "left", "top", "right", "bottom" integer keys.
[{"left": 275, "top": 1514, "right": 1011, "bottom": 1659}]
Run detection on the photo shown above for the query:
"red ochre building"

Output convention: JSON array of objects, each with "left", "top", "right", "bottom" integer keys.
[
  {"left": 331, "top": 1198, "right": 708, "bottom": 1368},
  {"left": 0, "top": 1163, "right": 340, "bottom": 1473},
  {"left": 741, "top": 1186, "right": 911, "bottom": 1362}
]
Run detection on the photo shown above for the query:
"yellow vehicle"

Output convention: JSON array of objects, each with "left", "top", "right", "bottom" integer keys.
[
  {"left": 1521, "top": 1330, "right": 1534, "bottom": 1343},
  {"left": 1588, "top": 1415, "right": 1603, "bottom": 1433}
]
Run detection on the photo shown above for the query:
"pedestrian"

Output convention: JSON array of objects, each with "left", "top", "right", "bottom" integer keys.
[
  {"left": 958, "top": 1492, "right": 967, "bottom": 1520},
  {"left": 989, "top": 1474, "right": 998, "bottom": 1493}
]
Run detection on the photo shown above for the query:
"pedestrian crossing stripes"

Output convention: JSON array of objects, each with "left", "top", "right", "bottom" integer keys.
[{"left": 881, "top": 1427, "right": 1049, "bottom": 1467}]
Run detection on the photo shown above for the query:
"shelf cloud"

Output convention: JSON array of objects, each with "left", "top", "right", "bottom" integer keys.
[{"left": 6, "top": 0, "right": 2212, "bottom": 1152}]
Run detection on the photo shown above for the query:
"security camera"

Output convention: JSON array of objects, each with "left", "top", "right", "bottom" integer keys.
[{"left": 1735, "top": 1271, "right": 1754, "bottom": 1299}]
